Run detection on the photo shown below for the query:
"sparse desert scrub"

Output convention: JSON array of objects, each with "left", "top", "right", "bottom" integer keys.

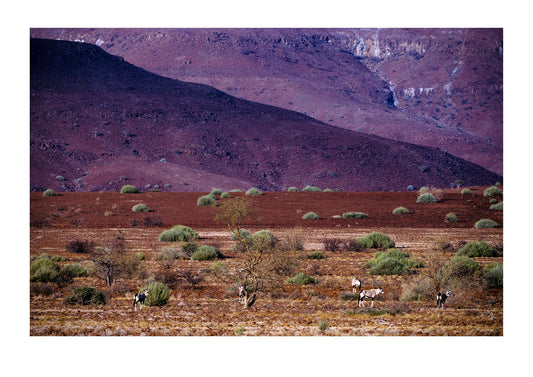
[
  {"left": 365, "top": 249, "right": 424, "bottom": 275},
  {"left": 307, "top": 251, "right": 324, "bottom": 259},
  {"left": 132, "top": 203, "right": 150, "bottom": 212},
  {"left": 490, "top": 201, "right": 503, "bottom": 211},
  {"left": 191, "top": 245, "right": 224, "bottom": 261},
  {"left": 120, "top": 185, "right": 139, "bottom": 193},
  {"left": 158, "top": 225, "right": 199, "bottom": 242},
  {"left": 417, "top": 192, "right": 438, "bottom": 203},
  {"left": 287, "top": 186, "right": 298, "bottom": 192},
  {"left": 63, "top": 286, "right": 107, "bottom": 305},
  {"left": 245, "top": 187, "right": 262, "bottom": 196},
  {"left": 357, "top": 232, "right": 395, "bottom": 249},
  {"left": 154, "top": 247, "right": 183, "bottom": 268},
  {"left": 457, "top": 241, "right": 501, "bottom": 257},
  {"left": 142, "top": 281, "right": 171, "bottom": 306},
  {"left": 197, "top": 194, "right": 216, "bottom": 206},
  {"left": 483, "top": 263, "right": 503, "bottom": 289},
  {"left": 392, "top": 207, "right": 409, "bottom": 215},
  {"left": 302, "top": 185, "right": 321, "bottom": 192},
  {"left": 445, "top": 212, "right": 458, "bottom": 223},
  {"left": 339, "top": 292, "right": 359, "bottom": 301},
  {"left": 443, "top": 256, "right": 482, "bottom": 281},
  {"left": 474, "top": 219, "right": 499, "bottom": 228},
  {"left": 461, "top": 188, "right": 472, "bottom": 195},
  {"left": 286, "top": 272, "right": 318, "bottom": 285},
  {"left": 220, "top": 192, "right": 231, "bottom": 198},
  {"left": 342, "top": 212, "right": 369, "bottom": 219},
  {"left": 66, "top": 239, "right": 95, "bottom": 254},
  {"left": 400, "top": 277, "right": 435, "bottom": 302},
  {"left": 43, "top": 189, "right": 56, "bottom": 197},
  {"left": 302, "top": 211, "right": 319, "bottom": 220},
  {"left": 484, "top": 186, "right": 502, "bottom": 197},
  {"left": 210, "top": 188, "right": 223, "bottom": 196}
]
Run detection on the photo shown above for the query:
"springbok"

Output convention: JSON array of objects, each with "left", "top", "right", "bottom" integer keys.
[
  {"left": 133, "top": 289, "right": 149, "bottom": 311},
  {"left": 436, "top": 291, "right": 451, "bottom": 309},
  {"left": 359, "top": 287, "right": 384, "bottom": 307},
  {"left": 351, "top": 277, "right": 362, "bottom": 293}
]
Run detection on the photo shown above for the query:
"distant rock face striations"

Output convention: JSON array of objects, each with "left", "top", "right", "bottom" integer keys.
[
  {"left": 30, "top": 28, "right": 503, "bottom": 175},
  {"left": 30, "top": 38, "right": 501, "bottom": 192}
]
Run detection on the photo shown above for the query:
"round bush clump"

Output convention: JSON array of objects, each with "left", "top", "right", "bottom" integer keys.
[
  {"left": 445, "top": 213, "right": 458, "bottom": 223},
  {"left": 484, "top": 263, "right": 503, "bottom": 289},
  {"left": 210, "top": 188, "right": 223, "bottom": 196},
  {"left": 392, "top": 207, "right": 409, "bottom": 215},
  {"left": 245, "top": 187, "right": 263, "bottom": 196},
  {"left": 302, "top": 212, "right": 319, "bottom": 220},
  {"left": 287, "top": 187, "right": 298, "bottom": 192},
  {"left": 120, "top": 185, "right": 139, "bottom": 194},
  {"left": 365, "top": 249, "right": 424, "bottom": 275},
  {"left": 357, "top": 232, "right": 395, "bottom": 249},
  {"left": 132, "top": 203, "right": 150, "bottom": 212},
  {"left": 461, "top": 188, "right": 472, "bottom": 195},
  {"left": 191, "top": 245, "right": 224, "bottom": 261},
  {"left": 490, "top": 201, "right": 503, "bottom": 211},
  {"left": 307, "top": 251, "right": 324, "bottom": 260},
  {"left": 43, "top": 189, "right": 56, "bottom": 197},
  {"left": 443, "top": 256, "right": 482, "bottom": 280},
  {"left": 220, "top": 192, "right": 231, "bottom": 198},
  {"left": 417, "top": 193, "right": 438, "bottom": 203},
  {"left": 142, "top": 281, "right": 171, "bottom": 307},
  {"left": 158, "top": 225, "right": 199, "bottom": 242},
  {"left": 474, "top": 219, "right": 499, "bottom": 228},
  {"left": 64, "top": 286, "right": 106, "bottom": 305},
  {"left": 286, "top": 273, "right": 318, "bottom": 285},
  {"left": 302, "top": 185, "right": 321, "bottom": 192},
  {"left": 342, "top": 212, "right": 369, "bottom": 219},
  {"left": 197, "top": 194, "right": 216, "bottom": 206},
  {"left": 484, "top": 186, "right": 502, "bottom": 197},
  {"left": 457, "top": 241, "right": 501, "bottom": 257}
]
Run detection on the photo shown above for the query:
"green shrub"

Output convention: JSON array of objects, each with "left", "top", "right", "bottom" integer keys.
[
  {"left": 357, "top": 232, "right": 395, "bottom": 249},
  {"left": 64, "top": 286, "right": 106, "bottom": 305},
  {"left": 318, "top": 320, "right": 329, "bottom": 332},
  {"left": 445, "top": 213, "right": 458, "bottom": 223},
  {"left": 392, "top": 207, "right": 409, "bottom": 215},
  {"left": 419, "top": 187, "right": 429, "bottom": 193},
  {"left": 339, "top": 292, "right": 359, "bottom": 301},
  {"left": 443, "top": 256, "right": 482, "bottom": 280},
  {"left": 474, "top": 219, "right": 499, "bottom": 228},
  {"left": 158, "top": 225, "right": 199, "bottom": 242},
  {"left": 461, "top": 188, "right": 472, "bottom": 195},
  {"left": 230, "top": 229, "right": 252, "bottom": 241},
  {"left": 484, "top": 186, "right": 502, "bottom": 197},
  {"left": 484, "top": 263, "right": 503, "bottom": 289},
  {"left": 181, "top": 242, "right": 198, "bottom": 257},
  {"left": 66, "top": 239, "right": 95, "bottom": 254},
  {"left": 191, "top": 245, "right": 224, "bottom": 261},
  {"left": 245, "top": 187, "right": 262, "bottom": 196},
  {"left": 142, "top": 281, "right": 171, "bottom": 306},
  {"left": 302, "top": 185, "right": 321, "bottom": 192},
  {"left": 251, "top": 230, "right": 277, "bottom": 251},
  {"left": 365, "top": 249, "right": 424, "bottom": 275},
  {"left": 400, "top": 278, "right": 435, "bottom": 301},
  {"left": 286, "top": 273, "right": 318, "bottom": 285},
  {"left": 220, "top": 192, "right": 231, "bottom": 198},
  {"left": 287, "top": 187, "right": 298, "bottom": 192},
  {"left": 132, "top": 203, "right": 150, "bottom": 212},
  {"left": 307, "top": 251, "right": 324, "bottom": 260},
  {"left": 342, "top": 212, "right": 369, "bottom": 219},
  {"left": 417, "top": 193, "right": 437, "bottom": 203},
  {"left": 154, "top": 247, "right": 182, "bottom": 261},
  {"left": 210, "top": 188, "right": 223, "bottom": 196},
  {"left": 120, "top": 185, "right": 139, "bottom": 193},
  {"left": 30, "top": 255, "right": 61, "bottom": 283},
  {"left": 302, "top": 212, "right": 319, "bottom": 220},
  {"left": 197, "top": 194, "right": 216, "bottom": 206},
  {"left": 136, "top": 252, "right": 146, "bottom": 261},
  {"left": 43, "top": 189, "right": 56, "bottom": 197},
  {"left": 457, "top": 241, "right": 500, "bottom": 257},
  {"left": 60, "top": 263, "right": 87, "bottom": 277},
  {"left": 490, "top": 201, "right": 503, "bottom": 211}
]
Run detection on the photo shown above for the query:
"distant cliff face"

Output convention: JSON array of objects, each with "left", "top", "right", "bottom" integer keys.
[{"left": 30, "top": 28, "right": 503, "bottom": 175}]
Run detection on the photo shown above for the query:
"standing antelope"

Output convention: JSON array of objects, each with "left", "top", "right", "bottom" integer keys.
[
  {"left": 352, "top": 277, "right": 362, "bottom": 294},
  {"left": 359, "top": 287, "right": 384, "bottom": 307},
  {"left": 436, "top": 291, "right": 451, "bottom": 309},
  {"left": 133, "top": 289, "right": 149, "bottom": 311}
]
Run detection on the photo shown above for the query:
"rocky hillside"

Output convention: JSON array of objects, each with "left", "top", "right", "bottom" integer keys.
[
  {"left": 30, "top": 38, "right": 501, "bottom": 192},
  {"left": 30, "top": 28, "right": 503, "bottom": 175}
]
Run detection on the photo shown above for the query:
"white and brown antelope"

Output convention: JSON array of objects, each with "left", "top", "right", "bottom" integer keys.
[
  {"left": 133, "top": 289, "right": 149, "bottom": 311},
  {"left": 351, "top": 277, "right": 362, "bottom": 294},
  {"left": 359, "top": 287, "right": 384, "bottom": 307},
  {"left": 436, "top": 291, "right": 451, "bottom": 309}
]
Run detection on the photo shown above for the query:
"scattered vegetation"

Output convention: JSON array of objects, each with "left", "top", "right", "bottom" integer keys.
[
  {"left": 445, "top": 212, "right": 458, "bottom": 223},
  {"left": 342, "top": 212, "right": 369, "bottom": 219},
  {"left": 490, "top": 201, "right": 503, "bottom": 211},
  {"left": 417, "top": 192, "right": 438, "bottom": 203},
  {"left": 43, "top": 189, "right": 56, "bottom": 197},
  {"left": 484, "top": 263, "right": 503, "bottom": 289},
  {"left": 302, "top": 211, "right": 319, "bottom": 220},
  {"left": 64, "top": 286, "right": 107, "bottom": 305},
  {"left": 484, "top": 186, "right": 503, "bottom": 197},
  {"left": 66, "top": 239, "right": 95, "bottom": 254},
  {"left": 307, "top": 251, "right": 324, "bottom": 260},
  {"left": 287, "top": 186, "right": 298, "bottom": 192},
  {"left": 158, "top": 225, "right": 199, "bottom": 242},
  {"left": 132, "top": 203, "right": 150, "bottom": 212},
  {"left": 365, "top": 249, "right": 425, "bottom": 275},
  {"left": 461, "top": 188, "right": 472, "bottom": 195},
  {"left": 197, "top": 194, "right": 216, "bottom": 206},
  {"left": 456, "top": 241, "right": 501, "bottom": 257},
  {"left": 302, "top": 185, "right": 321, "bottom": 192},
  {"left": 245, "top": 187, "right": 262, "bottom": 196},
  {"left": 392, "top": 207, "right": 409, "bottom": 215},
  {"left": 357, "top": 232, "right": 395, "bottom": 249},
  {"left": 286, "top": 273, "right": 318, "bottom": 285},
  {"left": 142, "top": 281, "right": 171, "bottom": 306},
  {"left": 191, "top": 245, "right": 224, "bottom": 261},
  {"left": 120, "top": 185, "right": 139, "bottom": 193},
  {"left": 474, "top": 219, "right": 499, "bottom": 228}
]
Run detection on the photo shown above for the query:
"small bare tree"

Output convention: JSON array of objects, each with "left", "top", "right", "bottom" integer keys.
[
  {"left": 214, "top": 198, "right": 294, "bottom": 308},
  {"left": 90, "top": 238, "right": 132, "bottom": 286}
]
